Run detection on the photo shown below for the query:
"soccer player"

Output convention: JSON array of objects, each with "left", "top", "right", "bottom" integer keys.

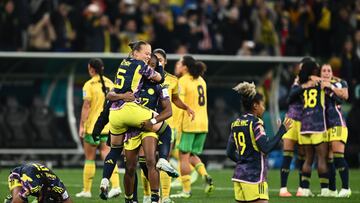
[
  {"left": 76, "top": 58, "right": 121, "bottom": 198},
  {"left": 226, "top": 81, "right": 291, "bottom": 203},
  {"left": 320, "top": 64, "right": 351, "bottom": 197},
  {"left": 171, "top": 56, "right": 213, "bottom": 199},
  {"left": 153, "top": 48, "right": 195, "bottom": 203},
  {"left": 5, "top": 163, "right": 72, "bottom": 203},
  {"left": 297, "top": 60, "right": 329, "bottom": 197}
]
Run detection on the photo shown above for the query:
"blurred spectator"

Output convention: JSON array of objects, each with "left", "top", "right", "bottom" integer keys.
[
  {"left": 0, "top": 0, "right": 22, "bottom": 51},
  {"left": 28, "top": 13, "right": 56, "bottom": 51}
]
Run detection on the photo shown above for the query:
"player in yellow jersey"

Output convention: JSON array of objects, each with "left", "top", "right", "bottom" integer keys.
[
  {"left": 171, "top": 56, "right": 214, "bottom": 199},
  {"left": 76, "top": 58, "right": 121, "bottom": 198}
]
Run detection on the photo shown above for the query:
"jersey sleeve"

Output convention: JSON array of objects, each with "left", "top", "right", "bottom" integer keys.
[
  {"left": 138, "top": 61, "right": 158, "bottom": 80},
  {"left": 226, "top": 131, "right": 239, "bottom": 162},
  {"left": 82, "top": 82, "right": 92, "bottom": 101},
  {"left": 158, "top": 85, "right": 170, "bottom": 101},
  {"left": 252, "top": 118, "right": 266, "bottom": 141}
]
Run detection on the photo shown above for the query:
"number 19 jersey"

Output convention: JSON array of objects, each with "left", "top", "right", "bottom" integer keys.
[{"left": 178, "top": 73, "right": 208, "bottom": 133}]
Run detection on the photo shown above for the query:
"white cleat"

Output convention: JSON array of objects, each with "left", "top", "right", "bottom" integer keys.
[
  {"left": 156, "top": 158, "right": 179, "bottom": 178},
  {"left": 328, "top": 190, "right": 338, "bottom": 197},
  {"left": 162, "top": 197, "right": 174, "bottom": 203},
  {"left": 337, "top": 188, "right": 351, "bottom": 198},
  {"left": 317, "top": 188, "right": 331, "bottom": 197},
  {"left": 297, "top": 188, "right": 314, "bottom": 197},
  {"left": 75, "top": 191, "right": 92, "bottom": 198},
  {"left": 108, "top": 187, "right": 122, "bottom": 198},
  {"left": 99, "top": 178, "right": 110, "bottom": 200},
  {"left": 143, "top": 195, "right": 151, "bottom": 203}
]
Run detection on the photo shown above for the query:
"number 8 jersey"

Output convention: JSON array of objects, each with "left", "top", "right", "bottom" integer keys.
[
  {"left": 300, "top": 84, "right": 326, "bottom": 134},
  {"left": 179, "top": 73, "right": 208, "bottom": 133}
]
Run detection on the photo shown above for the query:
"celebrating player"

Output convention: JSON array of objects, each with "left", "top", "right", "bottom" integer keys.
[
  {"left": 5, "top": 163, "right": 72, "bottom": 203},
  {"left": 227, "top": 81, "right": 292, "bottom": 203}
]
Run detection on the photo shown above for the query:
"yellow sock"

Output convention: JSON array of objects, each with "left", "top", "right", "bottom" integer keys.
[
  {"left": 110, "top": 164, "right": 120, "bottom": 188},
  {"left": 160, "top": 171, "right": 171, "bottom": 198},
  {"left": 181, "top": 175, "right": 191, "bottom": 193},
  {"left": 141, "top": 170, "right": 151, "bottom": 196},
  {"left": 83, "top": 160, "right": 95, "bottom": 192},
  {"left": 195, "top": 163, "right": 208, "bottom": 177}
]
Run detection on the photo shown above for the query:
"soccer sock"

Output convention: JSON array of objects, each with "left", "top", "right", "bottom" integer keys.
[
  {"left": 124, "top": 194, "right": 133, "bottom": 200},
  {"left": 195, "top": 163, "right": 208, "bottom": 177},
  {"left": 139, "top": 156, "right": 149, "bottom": 179},
  {"left": 334, "top": 152, "right": 349, "bottom": 189},
  {"left": 133, "top": 172, "right": 138, "bottom": 201},
  {"left": 83, "top": 160, "right": 96, "bottom": 192},
  {"left": 103, "top": 147, "right": 122, "bottom": 180},
  {"left": 109, "top": 164, "right": 120, "bottom": 188},
  {"left": 151, "top": 189, "right": 160, "bottom": 202},
  {"left": 280, "top": 151, "right": 293, "bottom": 188},
  {"left": 181, "top": 175, "right": 191, "bottom": 193},
  {"left": 297, "top": 155, "right": 305, "bottom": 187},
  {"left": 319, "top": 172, "right": 329, "bottom": 189},
  {"left": 300, "top": 172, "right": 311, "bottom": 189},
  {"left": 160, "top": 171, "right": 171, "bottom": 198},
  {"left": 158, "top": 125, "right": 172, "bottom": 159},
  {"left": 328, "top": 158, "right": 336, "bottom": 191},
  {"left": 141, "top": 170, "right": 151, "bottom": 196}
]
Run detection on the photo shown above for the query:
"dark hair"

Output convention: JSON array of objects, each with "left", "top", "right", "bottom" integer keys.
[
  {"left": 300, "top": 56, "right": 315, "bottom": 64},
  {"left": 88, "top": 58, "right": 107, "bottom": 99},
  {"left": 153, "top": 48, "right": 167, "bottom": 60},
  {"left": 298, "top": 60, "right": 319, "bottom": 84},
  {"left": 182, "top": 55, "right": 206, "bottom": 79},
  {"left": 128, "top": 41, "right": 148, "bottom": 55},
  {"left": 148, "top": 53, "right": 159, "bottom": 68},
  {"left": 233, "top": 82, "right": 263, "bottom": 112}
]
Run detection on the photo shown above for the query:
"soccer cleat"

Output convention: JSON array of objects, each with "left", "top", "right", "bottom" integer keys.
[
  {"left": 75, "top": 191, "right": 92, "bottom": 198},
  {"left": 328, "top": 190, "right": 338, "bottom": 197},
  {"left": 99, "top": 178, "right": 110, "bottom": 200},
  {"left": 204, "top": 175, "right": 215, "bottom": 195},
  {"left": 337, "top": 188, "right": 351, "bottom": 198},
  {"left": 108, "top": 187, "right": 122, "bottom": 198},
  {"left": 295, "top": 187, "right": 303, "bottom": 197},
  {"left": 317, "top": 188, "right": 331, "bottom": 197},
  {"left": 156, "top": 158, "right": 179, "bottom": 178},
  {"left": 296, "top": 188, "right": 314, "bottom": 197},
  {"left": 171, "top": 170, "right": 198, "bottom": 188},
  {"left": 162, "top": 197, "right": 174, "bottom": 203},
  {"left": 170, "top": 191, "right": 192, "bottom": 199},
  {"left": 279, "top": 187, "right": 292, "bottom": 197},
  {"left": 4, "top": 195, "right": 12, "bottom": 203},
  {"left": 143, "top": 195, "right": 151, "bottom": 203},
  {"left": 125, "top": 199, "right": 133, "bottom": 203}
]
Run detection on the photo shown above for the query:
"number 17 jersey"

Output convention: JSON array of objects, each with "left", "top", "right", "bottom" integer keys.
[{"left": 179, "top": 73, "right": 208, "bottom": 133}]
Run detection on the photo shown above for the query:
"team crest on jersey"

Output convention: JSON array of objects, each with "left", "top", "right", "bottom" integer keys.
[{"left": 148, "top": 88, "right": 155, "bottom": 95}]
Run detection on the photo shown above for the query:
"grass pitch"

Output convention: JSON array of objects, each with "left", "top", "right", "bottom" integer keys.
[{"left": 1, "top": 168, "right": 359, "bottom": 203}]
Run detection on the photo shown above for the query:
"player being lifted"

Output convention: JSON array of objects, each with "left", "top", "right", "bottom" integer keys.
[
  {"left": 226, "top": 82, "right": 291, "bottom": 203},
  {"left": 5, "top": 163, "right": 72, "bottom": 203}
]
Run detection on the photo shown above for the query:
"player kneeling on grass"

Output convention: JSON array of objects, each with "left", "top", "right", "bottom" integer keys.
[
  {"left": 226, "top": 82, "right": 291, "bottom": 203},
  {"left": 5, "top": 163, "right": 72, "bottom": 203}
]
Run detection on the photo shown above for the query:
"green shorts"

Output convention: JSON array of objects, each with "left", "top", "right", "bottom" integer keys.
[
  {"left": 171, "top": 128, "right": 177, "bottom": 143},
  {"left": 177, "top": 132, "right": 207, "bottom": 155},
  {"left": 84, "top": 134, "right": 108, "bottom": 145}
]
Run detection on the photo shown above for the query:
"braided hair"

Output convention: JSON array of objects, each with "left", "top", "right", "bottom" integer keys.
[
  {"left": 233, "top": 81, "right": 263, "bottom": 112},
  {"left": 88, "top": 58, "right": 107, "bottom": 98}
]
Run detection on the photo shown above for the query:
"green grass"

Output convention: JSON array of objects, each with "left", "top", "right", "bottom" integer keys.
[{"left": 1, "top": 168, "right": 359, "bottom": 203}]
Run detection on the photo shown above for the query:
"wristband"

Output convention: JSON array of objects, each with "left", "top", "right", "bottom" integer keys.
[{"left": 150, "top": 118, "right": 157, "bottom": 125}]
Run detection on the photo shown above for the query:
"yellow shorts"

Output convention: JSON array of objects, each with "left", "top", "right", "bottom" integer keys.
[
  {"left": 109, "top": 102, "right": 154, "bottom": 135},
  {"left": 8, "top": 177, "right": 22, "bottom": 191},
  {"left": 299, "top": 132, "right": 327, "bottom": 145},
  {"left": 124, "top": 131, "right": 158, "bottom": 151},
  {"left": 282, "top": 120, "right": 301, "bottom": 141},
  {"left": 233, "top": 181, "right": 269, "bottom": 202},
  {"left": 328, "top": 126, "right": 348, "bottom": 143}
]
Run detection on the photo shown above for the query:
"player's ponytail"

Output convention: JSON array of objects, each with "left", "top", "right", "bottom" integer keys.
[
  {"left": 182, "top": 55, "right": 207, "bottom": 79},
  {"left": 128, "top": 40, "right": 148, "bottom": 57},
  {"left": 88, "top": 58, "right": 107, "bottom": 99},
  {"left": 233, "top": 81, "right": 263, "bottom": 112}
]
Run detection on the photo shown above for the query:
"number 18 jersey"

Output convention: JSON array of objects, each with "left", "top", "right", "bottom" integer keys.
[
  {"left": 179, "top": 73, "right": 208, "bottom": 133},
  {"left": 300, "top": 85, "right": 326, "bottom": 134}
]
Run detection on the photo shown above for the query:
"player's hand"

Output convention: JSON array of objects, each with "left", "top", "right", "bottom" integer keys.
[
  {"left": 123, "top": 91, "right": 135, "bottom": 102},
  {"left": 321, "top": 81, "right": 331, "bottom": 89},
  {"left": 186, "top": 107, "right": 195, "bottom": 121},
  {"left": 79, "top": 125, "right": 85, "bottom": 138},
  {"left": 142, "top": 120, "right": 153, "bottom": 131},
  {"left": 282, "top": 117, "right": 292, "bottom": 131}
]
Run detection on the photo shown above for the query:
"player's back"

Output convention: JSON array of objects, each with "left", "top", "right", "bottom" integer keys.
[
  {"left": 230, "top": 114, "right": 267, "bottom": 183},
  {"left": 325, "top": 78, "right": 347, "bottom": 128},
  {"left": 164, "top": 72, "right": 179, "bottom": 128},
  {"left": 139, "top": 80, "right": 168, "bottom": 111},
  {"left": 179, "top": 74, "right": 208, "bottom": 132},
  {"left": 301, "top": 84, "right": 326, "bottom": 133}
]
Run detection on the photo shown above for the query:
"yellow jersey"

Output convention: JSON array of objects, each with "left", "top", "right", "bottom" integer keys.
[
  {"left": 164, "top": 72, "right": 180, "bottom": 128},
  {"left": 178, "top": 73, "right": 208, "bottom": 133},
  {"left": 82, "top": 75, "right": 114, "bottom": 134}
]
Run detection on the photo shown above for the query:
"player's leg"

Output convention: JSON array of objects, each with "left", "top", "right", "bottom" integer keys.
[
  {"left": 333, "top": 140, "right": 351, "bottom": 197},
  {"left": 295, "top": 145, "right": 305, "bottom": 195},
  {"left": 328, "top": 142, "right": 337, "bottom": 196},
  {"left": 124, "top": 147, "right": 140, "bottom": 202},
  {"left": 77, "top": 137, "right": 97, "bottom": 197},
  {"left": 139, "top": 147, "right": 151, "bottom": 203},
  {"left": 142, "top": 133, "right": 160, "bottom": 202},
  {"left": 99, "top": 139, "right": 121, "bottom": 198},
  {"left": 315, "top": 141, "right": 329, "bottom": 196},
  {"left": 299, "top": 144, "right": 314, "bottom": 197},
  {"left": 279, "top": 138, "right": 296, "bottom": 197}
]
